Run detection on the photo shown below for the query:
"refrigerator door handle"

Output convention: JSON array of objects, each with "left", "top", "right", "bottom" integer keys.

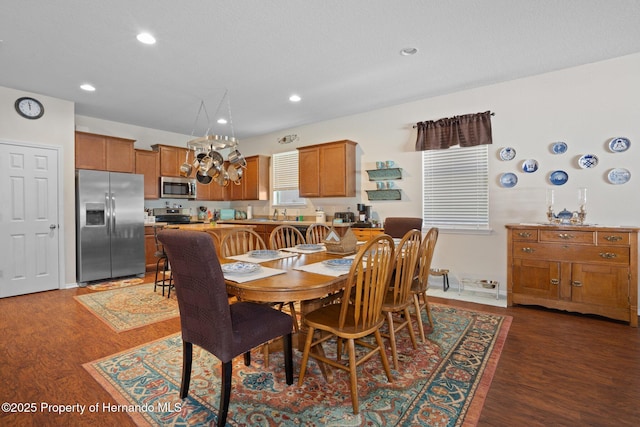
[
  {"left": 105, "top": 192, "right": 111, "bottom": 234},
  {"left": 110, "top": 192, "right": 116, "bottom": 232}
]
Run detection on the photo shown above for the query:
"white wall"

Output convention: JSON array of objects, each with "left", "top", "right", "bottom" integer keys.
[
  {"left": 0, "top": 86, "right": 75, "bottom": 286},
  {"left": 241, "top": 53, "right": 640, "bottom": 291}
]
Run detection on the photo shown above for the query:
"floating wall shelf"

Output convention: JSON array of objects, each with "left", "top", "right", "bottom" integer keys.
[
  {"left": 366, "top": 168, "right": 402, "bottom": 181},
  {"left": 366, "top": 189, "right": 401, "bottom": 200}
]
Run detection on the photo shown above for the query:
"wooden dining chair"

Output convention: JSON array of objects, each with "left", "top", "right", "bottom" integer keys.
[
  {"left": 298, "top": 234, "right": 395, "bottom": 414},
  {"left": 411, "top": 227, "right": 439, "bottom": 342},
  {"left": 305, "top": 223, "right": 330, "bottom": 244},
  {"left": 269, "top": 225, "right": 306, "bottom": 249},
  {"left": 381, "top": 229, "right": 422, "bottom": 370},
  {"left": 219, "top": 229, "right": 267, "bottom": 258},
  {"left": 157, "top": 229, "right": 294, "bottom": 427}
]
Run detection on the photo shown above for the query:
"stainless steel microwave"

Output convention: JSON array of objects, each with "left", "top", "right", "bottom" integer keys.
[{"left": 160, "top": 176, "right": 197, "bottom": 199}]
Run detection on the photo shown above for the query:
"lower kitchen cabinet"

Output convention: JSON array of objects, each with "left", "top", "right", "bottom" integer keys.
[
  {"left": 144, "top": 225, "right": 161, "bottom": 272},
  {"left": 506, "top": 224, "right": 639, "bottom": 326},
  {"left": 351, "top": 227, "right": 385, "bottom": 242}
]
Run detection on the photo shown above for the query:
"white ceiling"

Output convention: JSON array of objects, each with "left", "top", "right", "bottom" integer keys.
[{"left": 2, "top": 1, "right": 640, "bottom": 140}]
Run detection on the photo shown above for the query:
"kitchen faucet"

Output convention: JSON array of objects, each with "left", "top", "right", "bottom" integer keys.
[
  {"left": 272, "top": 209, "right": 278, "bottom": 220},
  {"left": 282, "top": 209, "right": 287, "bottom": 220}
]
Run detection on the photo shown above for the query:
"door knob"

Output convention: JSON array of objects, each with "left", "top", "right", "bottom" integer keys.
[{"left": 49, "top": 224, "right": 57, "bottom": 229}]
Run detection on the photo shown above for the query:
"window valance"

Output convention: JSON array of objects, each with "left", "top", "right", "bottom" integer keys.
[{"left": 415, "top": 111, "right": 493, "bottom": 151}]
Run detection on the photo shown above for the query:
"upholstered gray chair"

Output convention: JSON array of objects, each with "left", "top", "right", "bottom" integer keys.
[
  {"left": 383, "top": 217, "right": 423, "bottom": 238},
  {"left": 157, "top": 229, "right": 293, "bottom": 427}
]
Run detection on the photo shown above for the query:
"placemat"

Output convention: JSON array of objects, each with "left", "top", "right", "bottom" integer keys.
[
  {"left": 223, "top": 266, "right": 287, "bottom": 283},
  {"left": 293, "top": 261, "right": 351, "bottom": 277},
  {"left": 227, "top": 251, "right": 298, "bottom": 263}
]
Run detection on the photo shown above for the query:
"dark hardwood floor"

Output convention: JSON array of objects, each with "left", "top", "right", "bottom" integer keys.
[{"left": 1, "top": 275, "right": 639, "bottom": 426}]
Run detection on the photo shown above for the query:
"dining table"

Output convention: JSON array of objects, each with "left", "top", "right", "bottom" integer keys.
[{"left": 220, "top": 246, "right": 360, "bottom": 380}]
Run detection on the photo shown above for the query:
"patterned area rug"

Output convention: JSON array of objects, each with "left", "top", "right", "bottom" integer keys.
[
  {"left": 84, "top": 304, "right": 511, "bottom": 426},
  {"left": 86, "top": 277, "right": 147, "bottom": 291},
  {"left": 75, "top": 283, "right": 179, "bottom": 332}
]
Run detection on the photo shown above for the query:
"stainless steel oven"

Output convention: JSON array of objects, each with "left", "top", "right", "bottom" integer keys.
[{"left": 160, "top": 176, "right": 197, "bottom": 199}]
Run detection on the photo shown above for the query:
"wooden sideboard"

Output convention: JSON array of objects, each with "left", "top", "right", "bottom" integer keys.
[{"left": 506, "top": 224, "right": 639, "bottom": 326}]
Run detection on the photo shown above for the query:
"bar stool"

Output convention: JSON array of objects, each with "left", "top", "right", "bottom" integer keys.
[
  {"left": 430, "top": 268, "right": 449, "bottom": 291},
  {"left": 153, "top": 226, "right": 173, "bottom": 297}
]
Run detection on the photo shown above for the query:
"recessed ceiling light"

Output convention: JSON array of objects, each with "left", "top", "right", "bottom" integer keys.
[
  {"left": 136, "top": 32, "right": 156, "bottom": 45},
  {"left": 289, "top": 94, "right": 301, "bottom": 102},
  {"left": 217, "top": 118, "right": 227, "bottom": 124},
  {"left": 400, "top": 47, "right": 418, "bottom": 56},
  {"left": 80, "top": 83, "right": 96, "bottom": 92}
]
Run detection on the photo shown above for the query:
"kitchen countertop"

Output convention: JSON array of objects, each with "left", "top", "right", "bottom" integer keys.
[{"left": 217, "top": 219, "right": 353, "bottom": 227}]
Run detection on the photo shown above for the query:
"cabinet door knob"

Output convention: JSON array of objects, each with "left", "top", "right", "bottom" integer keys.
[
  {"left": 550, "top": 279, "right": 559, "bottom": 285},
  {"left": 521, "top": 247, "right": 534, "bottom": 253},
  {"left": 599, "top": 252, "right": 617, "bottom": 259},
  {"left": 572, "top": 281, "right": 583, "bottom": 287},
  {"left": 518, "top": 232, "right": 532, "bottom": 238},
  {"left": 604, "top": 235, "right": 622, "bottom": 242}
]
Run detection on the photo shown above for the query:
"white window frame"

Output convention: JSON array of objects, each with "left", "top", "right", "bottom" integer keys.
[
  {"left": 422, "top": 144, "right": 490, "bottom": 233},
  {"left": 272, "top": 150, "right": 306, "bottom": 207}
]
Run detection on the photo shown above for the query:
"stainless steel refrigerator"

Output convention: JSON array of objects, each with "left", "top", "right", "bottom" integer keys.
[{"left": 76, "top": 169, "right": 145, "bottom": 283}]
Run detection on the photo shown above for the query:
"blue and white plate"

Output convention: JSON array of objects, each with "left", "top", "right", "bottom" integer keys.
[
  {"left": 322, "top": 259, "right": 353, "bottom": 270},
  {"left": 607, "top": 168, "right": 631, "bottom": 185},
  {"left": 249, "top": 250, "right": 280, "bottom": 259},
  {"left": 578, "top": 154, "right": 598, "bottom": 169},
  {"left": 499, "top": 147, "right": 516, "bottom": 161},
  {"left": 552, "top": 141, "right": 568, "bottom": 154},
  {"left": 609, "top": 137, "right": 630, "bottom": 153},
  {"left": 221, "top": 262, "right": 261, "bottom": 275},
  {"left": 549, "top": 170, "right": 569, "bottom": 186},
  {"left": 296, "top": 244, "right": 323, "bottom": 251},
  {"left": 521, "top": 159, "right": 539, "bottom": 173},
  {"left": 499, "top": 172, "right": 518, "bottom": 188}
]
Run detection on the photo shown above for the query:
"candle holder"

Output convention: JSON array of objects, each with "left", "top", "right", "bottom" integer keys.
[{"left": 546, "top": 188, "right": 587, "bottom": 225}]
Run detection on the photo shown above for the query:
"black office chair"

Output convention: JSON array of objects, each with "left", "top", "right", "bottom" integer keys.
[{"left": 157, "top": 229, "right": 294, "bottom": 427}]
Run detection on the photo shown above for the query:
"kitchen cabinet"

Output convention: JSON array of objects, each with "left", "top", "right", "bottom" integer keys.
[
  {"left": 506, "top": 224, "right": 638, "bottom": 326},
  {"left": 297, "top": 140, "right": 357, "bottom": 198},
  {"left": 197, "top": 173, "right": 228, "bottom": 201},
  {"left": 151, "top": 144, "right": 189, "bottom": 178},
  {"left": 144, "top": 225, "right": 161, "bottom": 272},
  {"left": 75, "top": 131, "right": 135, "bottom": 173},
  {"left": 229, "top": 155, "right": 269, "bottom": 200},
  {"left": 351, "top": 227, "right": 385, "bottom": 242},
  {"left": 135, "top": 149, "right": 160, "bottom": 199}
]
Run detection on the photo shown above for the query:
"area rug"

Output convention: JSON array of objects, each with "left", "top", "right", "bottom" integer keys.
[
  {"left": 86, "top": 277, "right": 147, "bottom": 291},
  {"left": 75, "top": 283, "right": 179, "bottom": 332},
  {"left": 84, "top": 304, "right": 511, "bottom": 426}
]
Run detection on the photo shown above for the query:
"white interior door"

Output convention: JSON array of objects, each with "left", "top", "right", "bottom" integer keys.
[{"left": 0, "top": 142, "right": 60, "bottom": 298}]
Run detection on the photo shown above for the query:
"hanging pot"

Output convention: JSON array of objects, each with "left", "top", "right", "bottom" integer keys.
[
  {"left": 198, "top": 153, "right": 213, "bottom": 174},
  {"left": 216, "top": 169, "right": 230, "bottom": 187},
  {"left": 196, "top": 170, "right": 212, "bottom": 184},
  {"left": 179, "top": 151, "right": 192, "bottom": 177},
  {"left": 228, "top": 149, "right": 246, "bottom": 169}
]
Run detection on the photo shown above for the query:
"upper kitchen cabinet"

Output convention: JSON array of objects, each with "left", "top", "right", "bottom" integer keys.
[
  {"left": 75, "top": 131, "right": 135, "bottom": 173},
  {"left": 297, "top": 140, "right": 357, "bottom": 197},
  {"left": 229, "top": 155, "right": 270, "bottom": 200},
  {"left": 151, "top": 144, "right": 189, "bottom": 177},
  {"left": 196, "top": 170, "right": 228, "bottom": 201},
  {"left": 135, "top": 149, "right": 160, "bottom": 199}
]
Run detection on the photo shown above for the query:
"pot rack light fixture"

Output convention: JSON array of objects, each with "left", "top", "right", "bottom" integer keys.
[{"left": 183, "top": 90, "right": 246, "bottom": 187}]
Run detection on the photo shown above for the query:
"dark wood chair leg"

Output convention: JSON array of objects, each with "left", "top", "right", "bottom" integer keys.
[
  {"left": 218, "top": 361, "right": 232, "bottom": 427},
  {"left": 180, "top": 341, "right": 192, "bottom": 399},
  {"left": 283, "top": 332, "right": 293, "bottom": 385},
  {"left": 243, "top": 351, "right": 251, "bottom": 366}
]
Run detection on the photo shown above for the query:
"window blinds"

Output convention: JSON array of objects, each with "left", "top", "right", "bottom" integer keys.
[{"left": 422, "top": 145, "right": 489, "bottom": 230}]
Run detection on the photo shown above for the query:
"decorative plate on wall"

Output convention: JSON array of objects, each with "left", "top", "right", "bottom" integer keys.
[
  {"left": 609, "top": 137, "right": 630, "bottom": 153},
  {"left": 549, "top": 170, "right": 569, "bottom": 185},
  {"left": 499, "top": 147, "right": 516, "bottom": 161},
  {"left": 521, "top": 159, "right": 539, "bottom": 173},
  {"left": 607, "top": 168, "right": 631, "bottom": 185},
  {"left": 551, "top": 141, "right": 568, "bottom": 154},
  {"left": 578, "top": 154, "right": 599, "bottom": 169},
  {"left": 499, "top": 172, "right": 518, "bottom": 188}
]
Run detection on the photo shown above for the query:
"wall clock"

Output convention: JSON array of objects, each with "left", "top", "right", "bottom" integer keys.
[{"left": 15, "top": 97, "right": 44, "bottom": 119}]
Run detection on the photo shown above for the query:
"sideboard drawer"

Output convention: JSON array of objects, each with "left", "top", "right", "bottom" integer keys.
[
  {"left": 512, "top": 229, "right": 539, "bottom": 241},
  {"left": 540, "top": 230, "right": 595, "bottom": 244},
  {"left": 597, "top": 232, "right": 630, "bottom": 246}
]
